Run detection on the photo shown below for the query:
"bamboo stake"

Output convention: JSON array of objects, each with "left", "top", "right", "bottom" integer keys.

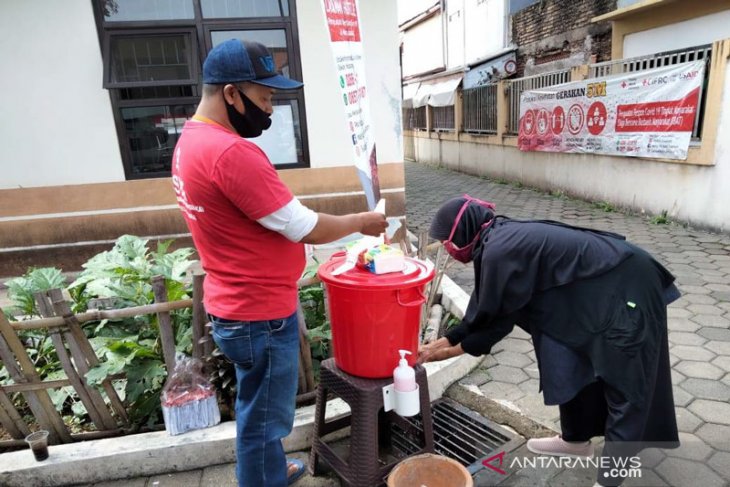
[
  {"left": 191, "top": 271, "right": 205, "bottom": 360},
  {"left": 151, "top": 276, "right": 177, "bottom": 374},
  {"left": 0, "top": 386, "right": 31, "bottom": 439},
  {"left": 47, "top": 290, "right": 128, "bottom": 424},
  {"left": 296, "top": 303, "right": 315, "bottom": 393},
  {"left": 11, "top": 299, "right": 194, "bottom": 331},
  {"left": 0, "top": 313, "right": 71, "bottom": 443},
  {"left": 3, "top": 379, "right": 70, "bottom": 393}
]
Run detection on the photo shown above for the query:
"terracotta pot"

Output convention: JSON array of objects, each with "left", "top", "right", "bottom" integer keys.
[{"left": 387, "top": 453, "right": 474, "bottom": 487}]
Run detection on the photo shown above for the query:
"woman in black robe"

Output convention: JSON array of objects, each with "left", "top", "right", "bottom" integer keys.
[{"left": 419, "top": 195, "right": 680, "bottom": 487}]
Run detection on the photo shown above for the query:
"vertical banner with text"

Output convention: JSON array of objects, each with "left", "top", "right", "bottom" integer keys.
[
  {"left": 322, "top": 0, "right": 380, "bottom": 210},
  {"left": 518, "top": 61, "right": 705, "bottom": 160}
]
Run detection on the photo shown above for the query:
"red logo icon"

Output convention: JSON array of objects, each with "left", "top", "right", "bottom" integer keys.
[
  {"left": 521, "top": 110, "right": 536, "bottom": 135},
  {"left": 536, "top": 109, "right": 550, "bottom": 135},
  {"left": 567, "top": 104, "right": 584, "bottom": 135},
  {"left": 551, "top": 106, "right": 565, "bottom": 135},
  {"left": 587, "top": 101, "right": 608, "bottom": 135},
  {"left": 482, "top": 451, "right": 507, "bottom": 475}
]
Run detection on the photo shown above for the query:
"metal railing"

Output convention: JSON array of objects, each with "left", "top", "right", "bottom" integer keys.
[
  {"left": 462, "top": 83, "right": 498, "bottom": 134},
  {"left": 432, "top": 105, "right": 456, "bottom": 131},
  {"left": 506, "top": 69, "right": 571, "bottom": 134},
  {"left": 589, "top": 44, "right": 712, "bottom": 138},
  {"left": 403, "top": 107, "right": 427, "bottom": 131}
]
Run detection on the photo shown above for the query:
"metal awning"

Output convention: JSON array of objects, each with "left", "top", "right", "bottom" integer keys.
[
  {"left": 427, "top": 76, "right": 463, "bottom": 107},
  {"left": 412, "top": 83, "right": 433, "bottom": 108},
  {"left": 402, "top": 82, "right": 421, "bottom": 109}
]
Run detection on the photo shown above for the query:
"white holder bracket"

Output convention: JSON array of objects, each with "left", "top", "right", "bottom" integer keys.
[{"left": 382, "top": 383, "right": 420, "bottom": 417}]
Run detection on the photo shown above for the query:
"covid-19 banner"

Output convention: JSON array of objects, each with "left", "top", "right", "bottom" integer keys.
[
  {"left": 518, "top": 61, "right": 705, "bottom": 160},
  {"left": 322, "top": 0, "right": 380, "bottom": 210}
]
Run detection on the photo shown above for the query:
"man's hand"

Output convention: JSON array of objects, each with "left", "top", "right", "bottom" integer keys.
[
  {"left": 418, "top": 337, "right": 465, "bottom": 364},
  {"left": 359, "top": 212, "right": 388, "bottom": 236}
]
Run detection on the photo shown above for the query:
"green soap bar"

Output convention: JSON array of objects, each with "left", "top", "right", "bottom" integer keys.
[{"left": 627, "top": 301, "right": 636, "bottom": 308}]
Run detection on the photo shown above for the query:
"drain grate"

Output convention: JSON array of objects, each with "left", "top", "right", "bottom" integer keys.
[{"left": 390, "top": 397, "right": 521, "bottom": 472}]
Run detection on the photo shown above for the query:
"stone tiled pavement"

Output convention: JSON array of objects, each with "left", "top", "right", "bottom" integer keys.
[
  {"left": 93, "top": 162, "right": 730, "bottom": 486},
  {"left": 404, "top": 161, "right": 730, "bottom": 487}
]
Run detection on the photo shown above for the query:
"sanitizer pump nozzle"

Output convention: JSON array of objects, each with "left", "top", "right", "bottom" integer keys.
[{"left": 393, "top": 350, "right": 416, "bottom": 392}]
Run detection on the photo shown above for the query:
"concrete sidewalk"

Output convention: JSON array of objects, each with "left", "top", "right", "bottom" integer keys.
[
  {"left": 405, "top": 161, "right": 730, "bottom": 487},
  {"left": 76, "top": 161, "right": 730, "bottom": 486}
]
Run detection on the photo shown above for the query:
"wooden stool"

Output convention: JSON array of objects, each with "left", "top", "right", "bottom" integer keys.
[{"left": 308, "top": 358, "right": 434, "bottom": 487}]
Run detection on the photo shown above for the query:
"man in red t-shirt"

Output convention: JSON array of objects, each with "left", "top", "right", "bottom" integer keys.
[{"left": 172, "top": 39, "right": 386, "bottom": 487}]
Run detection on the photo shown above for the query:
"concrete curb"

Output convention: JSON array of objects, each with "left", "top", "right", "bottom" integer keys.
[{"left": 0, "top": 273, "right": 483, "bottom": 487}]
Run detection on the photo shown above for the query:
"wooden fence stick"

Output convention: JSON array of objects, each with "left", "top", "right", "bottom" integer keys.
[
  {"left": 34, "top": 292, "right": 116, "bottom": 431},
  {"left": 11, "top": 299, "right": 194, "bottom": 331},
  {"left": 296, "top": 303, "right": 315, "bottom": 393},
  {"left": 47, "top": 290, "right": 128, "bottom": 424},
  {"left": 151, "top": 276, "right": 178, "bottom": 374},
  {"left": 0, "top": 386, "right": 31, "bottom": 439},
  {"left": 191, "top": 271, "right": 205, "bottom": 360},
  {"left": 0, "top": 312, "right": 71, "bottom": 443}
]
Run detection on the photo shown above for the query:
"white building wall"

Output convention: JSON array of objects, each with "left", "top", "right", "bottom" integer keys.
[
  {"left": 408, "top": 63, "right": 730, "bottom": 232},
  {"left": 464, "top": 0, "right": 507, "bottom": 65},
  {"left": 0, "top": 0, "right": 125, "bottom": 189},
  {"left": 297, "top": 0, "right": 402, "bottom": 168},
  {"left": 624, "top": 11, "right": 730, "bottom": 57}
]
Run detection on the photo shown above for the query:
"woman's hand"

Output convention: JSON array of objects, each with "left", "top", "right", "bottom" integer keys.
[{"left": 418, "top": 337, "right": 465, "bottom": 364}]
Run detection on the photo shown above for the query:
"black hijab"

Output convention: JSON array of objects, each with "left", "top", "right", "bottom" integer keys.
[{"left": 429, "top": 196, "right": 495, "bottom": 249}]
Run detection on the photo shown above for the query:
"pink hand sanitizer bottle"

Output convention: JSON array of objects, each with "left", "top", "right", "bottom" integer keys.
[{"left": 393, "top": 350, "right": 416, "bottom": 392}]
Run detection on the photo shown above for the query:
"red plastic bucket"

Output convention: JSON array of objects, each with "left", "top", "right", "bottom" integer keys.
[{"left": 318, "top": 252, "right": 435, "bottom": 378}]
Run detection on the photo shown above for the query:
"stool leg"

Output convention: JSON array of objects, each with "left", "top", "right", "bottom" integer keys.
[
  {"left": 308, "top": 383, "right": 328, "bottom": 476},
  {"left": 419, "top": 380, "right": 435, "bottom": 453},
  {"left": 349, "top": 398, "right": 382, "bottom": 487}
]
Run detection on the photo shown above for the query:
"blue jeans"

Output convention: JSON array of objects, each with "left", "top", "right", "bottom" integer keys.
[{"left": 211, "top": 312, "right": 299, "bottom": 487}]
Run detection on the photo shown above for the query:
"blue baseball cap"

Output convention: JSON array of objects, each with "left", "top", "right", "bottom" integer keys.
[{"left": 202, "top": 38, "right": 303, "bottom": 90}]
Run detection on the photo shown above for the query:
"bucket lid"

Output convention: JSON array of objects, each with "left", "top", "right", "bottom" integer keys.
[{"left": 318, "top": 252, "right": 435, "bottom": 289}]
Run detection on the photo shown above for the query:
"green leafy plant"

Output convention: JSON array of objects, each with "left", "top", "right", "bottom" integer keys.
[
  {"left": 4, "top": 267, "right": 66, "bottom": 318},
  {"left": 593, "top": 200, "right": 615, "bottom": 213},
  {"left": 650, "top": 210, "right": 670, "bottom": 225}
]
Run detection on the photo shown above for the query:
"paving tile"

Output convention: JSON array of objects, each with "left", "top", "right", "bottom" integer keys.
[
  {"left": 494, "top": 350, "right": 533, "bottom": 368},
  {"left": 664, "top": 432, "right": 713, "bottom": 461},
  {"left": 461, "top": 369, "right": 492, "bottom": 387},
  {"left": 679, "top": 378, "right": 730, "bottom": 401},
  {"left": 636, "top": 447, "right": 667, "bottom": 469},
  {"left": 480, "top": 381, "right": 526, "bottom": 402},
  {"left": 688, "top": 399, "right": 730, "bottom": 425},
  {"left": 492, "top": 338, "right": 534, "bottom": 354},
  {"left": 683, "top": 294, "right": 717, "bottom": 305},
  {"left": 674, "top": 361, "right": 724, "bottom": 380},
  {"left": 674, "top": 406, "right": 703, "bottom": 433},
  {"left": 655, "top": 457, "right": 725, "bottom": 487},
  {"left": 147, "top": 470, "right": 203, "bottom": 487},
  {"left": 671, "top": 386, "right": 693, "bottom": 407},
  {"left": 706, "top": 340, "right": 730, "bottom": 355},
  {"left": 668, "top": 332, "right": 707, "bottom": 346},
  {"left": 517, "top": 378, "right": 540, "bottom": 395},
  {"left": 623, "top": 469, "right": 668, "bottom": 486},
  {"left": 691, "top": 314, "right": 730, "bottom": 328},
  {"left": 671, "top": 369, "right": 686, "bottom": 385},
  {"left": 698, "top": 327, "right": 730, "bottom": 341},
  {"left": 711, "top": 355, "right": 730, "bottom": 373},
  {"left": 667, "top": 317, "right": 700, "bottom": 333},
  {"left": 695, "top": 423, "right": 730, "bottom": 452},
  {"left": 667, "top": 307, "right": 693, "bottom": 319},
  {"left": 670, "top": 345, "right": 715, "bottom": 361},
  {"left": 687, "top": 304, "right": 724, "bottom": 315},
  {"left": 707, "top": 451, "right": 730, "bottom": 480},
  {"left": 544, "top": 466, "right": 597, "bottom": 486},
  {"left": 484, "top": 365, "right": 529, "bottom": 385}
]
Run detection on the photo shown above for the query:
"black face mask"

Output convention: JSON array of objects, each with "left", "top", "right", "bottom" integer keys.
[{"left": 224, "top": 88, "right": 272, "bottom": 138}]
